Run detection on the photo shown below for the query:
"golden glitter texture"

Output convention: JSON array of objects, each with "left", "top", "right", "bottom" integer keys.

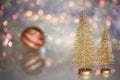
[
  {"left": 72, "top": 10, "right": 96, "bottom": 69},
  {"left": 99, "top": 28, "right": 114, "bottom": 66}
]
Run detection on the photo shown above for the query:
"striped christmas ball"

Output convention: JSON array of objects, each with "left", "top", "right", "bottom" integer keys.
[
  {"left": 21, "top": 26, "right": 45, "bottom": 50},
  {"left": 21, "top": 52, "right": 44, "bottom": 73}
]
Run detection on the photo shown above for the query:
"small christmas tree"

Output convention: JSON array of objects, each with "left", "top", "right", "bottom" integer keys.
[
  {"left": 72, "top": 10, "right": 96, "bottom": 76},
  {"left": 99, "top": 27, "right": 114, "bottom": 77}
]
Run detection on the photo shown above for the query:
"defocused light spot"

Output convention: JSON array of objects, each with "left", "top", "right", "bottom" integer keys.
[
  {"left": 112, "top": 38, "right": 118, "bottom": 43},
  {"left": 2, "top": 52, "right": 7, "bottom": 58},
  {"left": 99, "top": 0, "right": 106, "bottom": 8},
  {"left": 3, "top": 39, "right": 9, "bottom": 46},
  {"left": 45, "top": 58, "right": 52, "bottom": 67},
  {"left": 69, "top": 1, "right": 75, "bottom": 7},
  {"left": 47, "top": 35, "right": 53, "bottom": 41},
  {"left": 106, "top": 20, "right": 111, "bottom": 29},
  {"left": 33, "top": 14, "right": 39, "bottom": 21},
  {"left": 3, "top": 20, "right": 8, "bottom": 26},
  {"left": 85, "top": 1, "right": 92, "bottom": 8},
  {"left": 3, "top": 33, "right": 12, "bottom": 46},
  {"left": 36, "top": 0, "right": 40, "bottom": 5},
  {"left": 8, "top": 41, "right": 12, "bottom": 47},
  {"left": 12, "top": 14, "right": 17, "bottom": 20},
  {"left": 74, "top": 18, "right": 79, "bottom": 24},
  {"left": 95, "top": 69, "right": 101, "bottom": 76},
  {"left": 93, "top": 22, "right": 98, "bottom": 29},
  {"left": 45, "top": 14, "right": 52, "bottom": 20},
  {"left": 26, "top": 10, "right": 33, "bottom": 17},
  {"left": 38, "top": 9, "right": 44, "bottom": 16}
]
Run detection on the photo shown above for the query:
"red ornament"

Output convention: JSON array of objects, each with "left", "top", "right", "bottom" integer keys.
[
  {"left": 21, "top": 52, "right": 44, "bottom": 73},
  {"left": 21, "top": 26, "right": 45, "bottom": 50}
]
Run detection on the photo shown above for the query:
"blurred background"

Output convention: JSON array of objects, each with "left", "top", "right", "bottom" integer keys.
[{"left": 0, "top": 0, "right": 120, "bottom": 80}]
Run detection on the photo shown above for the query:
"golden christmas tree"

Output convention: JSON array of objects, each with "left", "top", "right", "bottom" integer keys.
[
  {"left": 72, "top": 10, "right": 96, "bottom": 76},
  {"left": 99, "top": 27, "right": 114, "bottom": 77}
]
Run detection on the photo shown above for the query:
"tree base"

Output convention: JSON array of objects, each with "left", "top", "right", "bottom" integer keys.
[
  {"left": 78, "top": 68, "right": 92, "bottom": 76},
  {"left": 101, "top": 68, "right": 111, "bottom": 77}
]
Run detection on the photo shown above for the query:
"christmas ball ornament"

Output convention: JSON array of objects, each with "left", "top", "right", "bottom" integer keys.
[
  {"left": 21, "top": 26, "right": 45, "bottom": 50},
  {"left": 101, "top": 68, "right": 111, "bottom": 77},
  {"left": 78, "top": 68, "right": 92, "bottom": 76},
  {"left": 21, "top": 52, "right": 44, "bottom": 73}
]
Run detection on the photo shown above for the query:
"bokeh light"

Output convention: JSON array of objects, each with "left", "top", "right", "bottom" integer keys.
[
  {"left": 3, "top": 20, "right": 8, "bottom": 26},
  {"left": 45, "top": 58, "right": 52, "bottom": 67},
  {"left": 0, "top": 0, "right": 120, "bottom": 80},
  {"left": 38, "top": 9, "right": 44, "bottom": 16},
  {"left": 26, "top": 10, "right": 33, "bottom": 17},
  {"left": 99, "top": 0, "right": 106, "bottom": 8},
  {"left": 74, "top": 18, "right": 79, "bottom": 24},
  {"left": 33, "top": 14, "right": 39, "bottom": 21},
  {"left": 69, "top": 1, "right": 75, "bottom": 7},
  {"left": 45, "top": 14, "right": 52, "bottom": 20}
]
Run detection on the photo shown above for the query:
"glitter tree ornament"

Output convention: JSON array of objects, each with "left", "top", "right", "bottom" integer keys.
[
  {"left": 99, "top": 27, "right": 114, "bottom": 77},
  {"left": 72, "top": 10, "right": 96, "bottom": 77}
]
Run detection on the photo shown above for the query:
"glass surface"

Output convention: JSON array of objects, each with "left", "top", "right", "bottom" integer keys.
[{"left": 0, "top": 0, "right": 120, "bottom": 80}]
